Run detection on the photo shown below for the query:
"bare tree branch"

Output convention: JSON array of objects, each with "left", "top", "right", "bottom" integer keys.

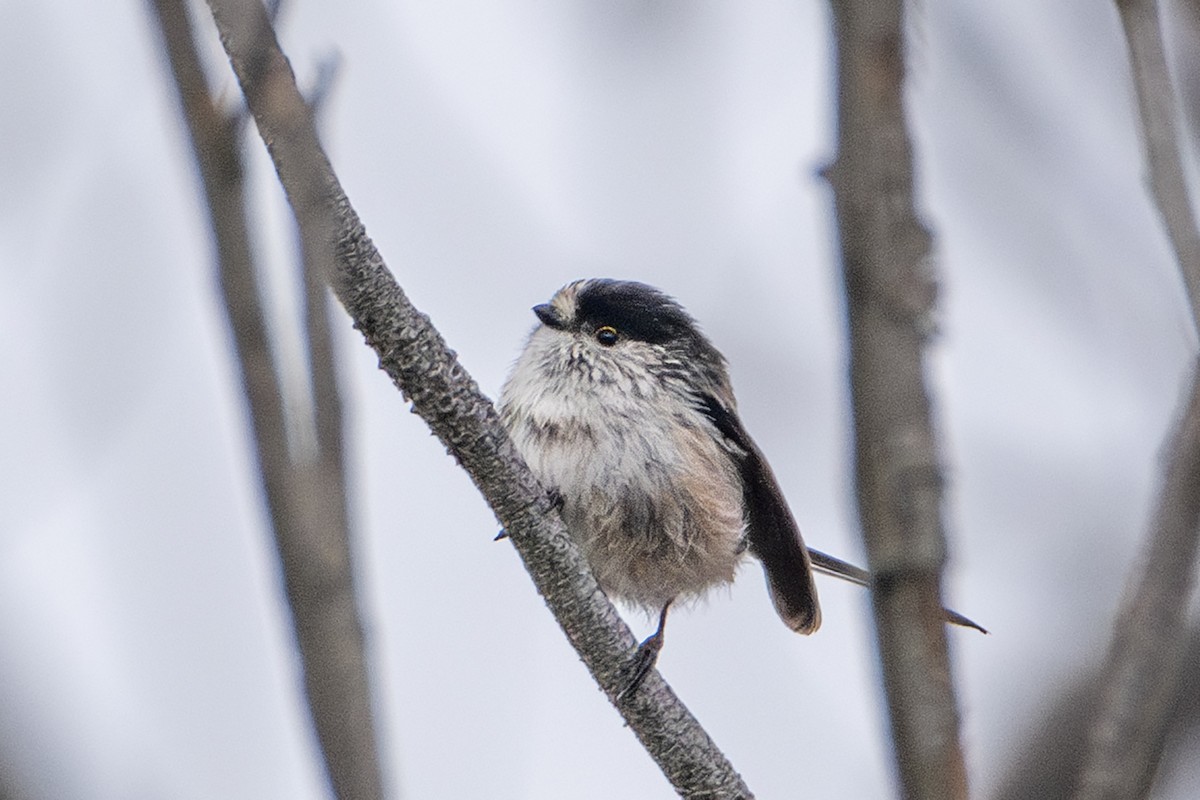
[
  {"left": 823, "top": 2, "right": 968, "bottom": 797},
  {"left": 1174, "top": 1, "right": 1200, "bottom": 166},
  {"left": 1118, "top": 0, "right": 1200, "bottom": 329},
  {"left": 199, "top": 0, "right": 753, "bottom": 796},
  {"left": 1071, "top": 2, "right": 1200, "bottom": 798},
  {"left": 301, "top": 238, "right": 349, "bottom": 549},
  {"left": 1074, "top": 362, "right": 1200, "bottom": 800},
  {"left": 1155, "top": 623, "right": 1200, "bottom": 787},
  {"left": 304, "top": 52, "right": 342, "bottom": 120},
  {"left": 994, "top": 625, "right": 1200, "bottom": 800},
  {"left": 289, "top": 135, "right": 381, "bottom": 800},
  {"left": 147, "top": 3, "right": 384, "bottom": 799}
]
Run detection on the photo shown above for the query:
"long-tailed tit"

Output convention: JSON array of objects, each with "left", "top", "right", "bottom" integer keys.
[{"left": 498, "top": 279, "right": 982, "bottom": 694}]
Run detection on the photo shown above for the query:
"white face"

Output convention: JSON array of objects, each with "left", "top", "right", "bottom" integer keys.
[
  {"left": 532, "top": 279, "right": 656, "bottom": 363},
  {"left": 541, "top": 279, "right": 587, "bottom": 328},
  {"left": 499, "top": 278, "right": 735, "bottom": 428},
  {"left": 502, "top": 317, "right": 662, "bottom": 426},
  {"left": 495, "top": 280, "right": 751, "bottom": 613}
]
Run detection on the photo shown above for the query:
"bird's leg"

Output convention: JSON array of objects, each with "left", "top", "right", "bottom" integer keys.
[{"left": 617, "top": 600, "right": 673, "bottom": 701}]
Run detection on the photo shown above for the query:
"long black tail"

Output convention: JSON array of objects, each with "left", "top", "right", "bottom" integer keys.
[{"left": 807, "top": 548, "right": 988, "bottom": 634}]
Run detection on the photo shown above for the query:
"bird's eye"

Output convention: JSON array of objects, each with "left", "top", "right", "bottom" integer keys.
[{"left": 595, "top": 326, "right": 619, "bottom": 346}]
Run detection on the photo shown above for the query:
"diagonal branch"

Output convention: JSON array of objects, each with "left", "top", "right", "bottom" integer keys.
[
  {"left": 996, "top": 625, "right": 1200, "bottom": 800},
  {"left": 1074, "top": 366, "right": 1200, "bottom": 800},
  {"left": 823, "top": 2, "right": 969, "bottom": 797},
  {"left": 147, "top": 2, "right": 384, "bottom": 798},
  {"left": 1117, "top": 0, "right": 1200, "bottom": 330},
  {"left": 200, "top": 1, "right": 753, "bottom": 797},
  {"left": 1072, "top": 2, "right": 1200, "bottom": 798}
]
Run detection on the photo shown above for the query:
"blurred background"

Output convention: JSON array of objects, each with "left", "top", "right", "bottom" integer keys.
[{"left": 2, "top": 0, "right": 1198, "bottom": 797}]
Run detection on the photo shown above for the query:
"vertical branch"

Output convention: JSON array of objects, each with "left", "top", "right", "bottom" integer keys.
[
  {"left": 199, "top": 1, "right": 755, "bottom": 797},
  {"left": 1117, "top": 0, "right": 1200, "bottom": 329},
  {"left": 291, "top": 108, "right": 382, "bottom": 800},
  {"left": 301, "top": 56, "right": 349, "bottom": 532},
  {"left": 147, "top": 2, "right": 385, "bottom": 798},
  {"left": 823, "top": 2, "right": 968, "bottom": 798},
  {"left": 302, "top": 246, "right": 349, "bottom": 547},
  {"left": 1073, "top": 4, "right": 1200, "bottom": 797}
]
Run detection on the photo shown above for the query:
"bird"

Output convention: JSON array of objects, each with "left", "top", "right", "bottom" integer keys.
[{"left": 497, "top": 279, "right": 983, "bottom": 696}]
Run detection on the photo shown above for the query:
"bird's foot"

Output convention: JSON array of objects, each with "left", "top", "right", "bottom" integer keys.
[{"left": 616, "top": 629, "right": 664, "bottom": 702}]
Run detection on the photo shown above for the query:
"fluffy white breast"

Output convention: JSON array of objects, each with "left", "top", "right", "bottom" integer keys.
[{"left": 498, "top": 324, "right": 747, "bottom": 609}]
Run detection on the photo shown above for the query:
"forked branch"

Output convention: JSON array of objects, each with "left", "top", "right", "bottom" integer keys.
[{"left": 200, "top": 0, "right": 753, "bottom": 796}]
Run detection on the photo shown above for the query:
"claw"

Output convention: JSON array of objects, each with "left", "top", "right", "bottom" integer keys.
[{"left": 616, "top": 601, "right": 672, "bottom": 702}]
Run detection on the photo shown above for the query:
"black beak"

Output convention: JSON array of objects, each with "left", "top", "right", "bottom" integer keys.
[{"left": 534, "top": 303, "right": 566, "bottom": 329}]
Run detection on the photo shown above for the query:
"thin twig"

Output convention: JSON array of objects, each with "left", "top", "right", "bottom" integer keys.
[
  {"left": 301, "top": 240, "right": 348, "bottom": 536},
  {"left": 1072, "top": 2, "right": 1200, "bottom": 798},
  {"left": 147, "top": 2, "right": 384, "bottom": 798},
  {"left": 823, "top": 2, "right": 968, "bottom": 797},
  {"left": 305, "top": 52, "right": 342, "bottom": 120},
  {"left": 200, "top": 1, "right": 753, "bottom": 797}
]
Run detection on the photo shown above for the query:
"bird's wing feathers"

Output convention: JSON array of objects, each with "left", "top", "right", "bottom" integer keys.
[
  {"left": 696, "top": 396, "right": 987, "bottom": 635},
  {"left": 697, "top": 394, "right": 821, "bottom": 635}
]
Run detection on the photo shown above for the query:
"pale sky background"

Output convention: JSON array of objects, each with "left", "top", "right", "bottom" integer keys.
[{"left": 2, "top": 1, "right": 1199, "bottom": 798}]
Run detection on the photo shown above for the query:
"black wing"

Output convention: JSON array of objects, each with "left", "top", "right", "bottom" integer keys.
[{"left": 699, "top": 395, "right": 821, "bottom": 634}]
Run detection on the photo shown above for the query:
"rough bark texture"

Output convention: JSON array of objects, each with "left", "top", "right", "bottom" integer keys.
[
  {"left": 824, "top": 2, "right": 969, "bottom": 798},
  {"left": 201, "top": 0, "right": 753, "bottom": 796}
]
